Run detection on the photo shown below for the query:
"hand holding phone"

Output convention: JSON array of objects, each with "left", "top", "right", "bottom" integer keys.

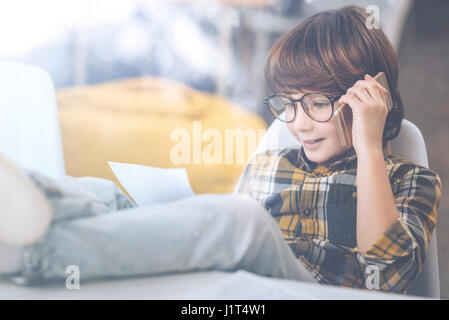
[{"left": 334, "top": 72, "right": 393, "bottom": 150}]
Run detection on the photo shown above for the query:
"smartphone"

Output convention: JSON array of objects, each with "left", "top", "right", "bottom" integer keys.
[{"left": 333, "top": 71, "right": 394, "bottom": 149}]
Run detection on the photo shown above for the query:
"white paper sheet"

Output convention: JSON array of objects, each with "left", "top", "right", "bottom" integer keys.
[{"left": 108, "top": 161, "right": 195, "bottom": 207}]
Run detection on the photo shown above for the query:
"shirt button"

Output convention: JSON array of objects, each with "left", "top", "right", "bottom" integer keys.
[
  {"left": 352, "top": 192, "right": 357, "bottom": 198},
  {"left": 304, "top": 208, "right": 312, "bottom": 216}
]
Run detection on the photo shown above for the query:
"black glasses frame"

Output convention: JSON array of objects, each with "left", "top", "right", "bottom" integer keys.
[{"left": 264, "top": 93, "right": 341, "bottom": 123}]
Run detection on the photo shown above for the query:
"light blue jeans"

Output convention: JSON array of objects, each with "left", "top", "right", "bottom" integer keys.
[{"left": 5, "top": 170, "right": 317, "bottom": 286}]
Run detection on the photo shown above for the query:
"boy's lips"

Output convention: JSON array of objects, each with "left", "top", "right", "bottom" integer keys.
[
  {"left": 302, "top": 138, "right": 325, "bottom": 150},
  {"left": 303, "top": 138, "right": 325, "bottom": 143}
]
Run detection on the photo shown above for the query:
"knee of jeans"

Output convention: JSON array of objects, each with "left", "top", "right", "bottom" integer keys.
[{"left": 222, "top": 194, "right": 273, "bottom": 229}]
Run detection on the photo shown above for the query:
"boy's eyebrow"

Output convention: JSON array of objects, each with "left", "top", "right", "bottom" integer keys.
[
  {"left": 278, "top": 89, "right": 304, "bottom": 96},
  {"left": 283, "top": 89, "right": 303, "bottom": 95},
  {"left": 289, "top": 93, "right": 304, "bottom": 99},
  {"left": 283, "top": 91, "right": 307, "bottom": 98}
]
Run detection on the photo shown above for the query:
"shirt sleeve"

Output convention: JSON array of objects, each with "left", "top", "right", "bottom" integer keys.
[
  {"left": 235, "top": 151, "right": 273, "bottom": 197},
  {"left": 352, "top": 164, "right": 442, "bottom": 294}
]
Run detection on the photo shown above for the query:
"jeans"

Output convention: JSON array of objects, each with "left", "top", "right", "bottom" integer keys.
[{"left": 6, "top": 171, "right": 317, "bottom": 286}]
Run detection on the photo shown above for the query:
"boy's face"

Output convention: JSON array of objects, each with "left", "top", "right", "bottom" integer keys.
[{"left": 286, "top": 91, "right": 347, "bottom": 164}]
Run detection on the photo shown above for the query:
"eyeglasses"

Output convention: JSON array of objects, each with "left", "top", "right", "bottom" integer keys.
[{"left": 264, "top": 93, "right": 341, "bottom": 123}]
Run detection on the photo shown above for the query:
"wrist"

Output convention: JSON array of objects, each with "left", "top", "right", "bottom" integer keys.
[{"left": 356, "top": 145, "right": 385, "bottom": 163}]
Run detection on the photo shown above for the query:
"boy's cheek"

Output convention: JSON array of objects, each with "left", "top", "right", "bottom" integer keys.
[{"left": 287, "top": 124, "right": 300, "bottom": 141}]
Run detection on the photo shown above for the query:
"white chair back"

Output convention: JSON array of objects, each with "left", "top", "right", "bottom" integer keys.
[
  {"left": 234, "top": 116, "right": 440, "bottom": 299},
  {"left": 0, "top": 60, "right": 65, "bottom": 177},
  {"left": 391, "top": 120, "right": 440, "bottom": 299}
]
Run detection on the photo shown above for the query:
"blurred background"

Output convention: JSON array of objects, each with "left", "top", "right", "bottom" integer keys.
[{"left": 0, "top": 0, "right": 447, "bottom": 297}]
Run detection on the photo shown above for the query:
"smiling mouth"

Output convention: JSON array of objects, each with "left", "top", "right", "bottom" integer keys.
[{"left": 304, "top": 138, "right": 325, "bottom": 143}]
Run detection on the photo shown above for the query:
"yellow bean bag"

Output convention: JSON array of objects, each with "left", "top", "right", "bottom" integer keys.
[{"left": 57, "top": 77, "right": 267, "bottom": 197}]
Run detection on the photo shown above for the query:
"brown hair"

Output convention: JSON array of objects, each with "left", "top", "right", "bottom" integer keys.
[{"left": 264, "top": 5, "right": 404, "bottom": 148}]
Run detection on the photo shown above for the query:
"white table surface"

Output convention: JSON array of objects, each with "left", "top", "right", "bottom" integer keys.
[{"left": 0, "top": 270, "right": 427, "bottom": 300}]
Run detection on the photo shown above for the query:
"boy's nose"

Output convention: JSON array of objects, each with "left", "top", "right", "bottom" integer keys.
[{"left": 291, "top": 104, "right": 314, "bottom": 132}]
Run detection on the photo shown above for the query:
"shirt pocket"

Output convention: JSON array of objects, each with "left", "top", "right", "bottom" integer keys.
[{"left": 325, "top": 184, "right": 358, "bottom": 248}]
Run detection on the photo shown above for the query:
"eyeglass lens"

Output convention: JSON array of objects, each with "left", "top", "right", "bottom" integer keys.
[{"left": 267, "top": 94, "right": 333, "bottom": 122}]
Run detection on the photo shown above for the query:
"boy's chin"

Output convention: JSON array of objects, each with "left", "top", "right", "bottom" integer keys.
[{"left": 304, "top": 149, "right": 344, "bottom": 164}]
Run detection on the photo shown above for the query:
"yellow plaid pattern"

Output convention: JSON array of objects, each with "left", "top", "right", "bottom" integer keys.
[{"left": 237, "top": 146, "right": 442, "bottom": 294}]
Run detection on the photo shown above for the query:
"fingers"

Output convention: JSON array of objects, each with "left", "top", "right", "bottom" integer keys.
[
  {"left": 338, "top": 93, "right": 361, "bottom": 111},
  {"left": 343, "top": 74, "right": 388, "bottom": 107},
  {"left": 364, "top": 74, "right": 388, "bottom": 100},
  {"left": 347, "top": 86, "right": 371, "bottom": 102},
  {"left": 356, "top": 79, "right": 378, "bottom": 101}
]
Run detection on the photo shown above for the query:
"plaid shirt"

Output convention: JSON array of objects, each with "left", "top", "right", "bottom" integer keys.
[{"left": 237, "top": 145, "right": 442, "bottom": 294}]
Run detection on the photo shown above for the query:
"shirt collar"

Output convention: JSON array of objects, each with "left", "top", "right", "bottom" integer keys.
[{"left": 297, "top": 142, "right": 392, "bottom": 173}]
